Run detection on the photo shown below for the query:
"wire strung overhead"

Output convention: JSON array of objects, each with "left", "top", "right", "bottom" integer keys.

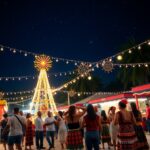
[
  {"left": 0, "top": 70, "right": 76, "bottom": 81},
  {"left": 0, "top": 44, "right": 92, "bottom": 65}
]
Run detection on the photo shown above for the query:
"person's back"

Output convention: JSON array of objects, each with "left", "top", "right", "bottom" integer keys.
[
  {"left": 7, "top": 107, "right": 26, "bottom": 150},
  {"left": 8, "top": 114, "right": 25, "bottom": 136},
  {"left": 114, "top": 100, "right": 137, "bottom": 150},
  {"left": 117, "top": 110, "right": 136, "bottom": 126},
  {"left": 84, "top": 114, "right": 100, "bottom": 131},
  {"left": 83, "top": 104, "right": 101, "bottom": 150}
]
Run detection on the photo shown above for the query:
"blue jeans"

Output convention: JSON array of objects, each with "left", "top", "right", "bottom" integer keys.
[
  {"left": 35, "top": 131, "right": 44, "bottom": 148},
  {"left": 147, "top": 118, "right": 150, "bottom": 133},
  {"left": 85, "top": 131, "right": 100, "bottom": 150},
  {"left": 46, "top": 131, "right": 55, "bottom": 147}
]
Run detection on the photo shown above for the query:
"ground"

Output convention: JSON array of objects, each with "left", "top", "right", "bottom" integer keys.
[{"left": 0, "top": 134, "right": 150, "bottom": 150}]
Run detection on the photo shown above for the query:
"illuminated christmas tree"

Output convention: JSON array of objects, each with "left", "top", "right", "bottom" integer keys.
[{"left": 30, "top": 55, "right": 57, "bottom": 116}]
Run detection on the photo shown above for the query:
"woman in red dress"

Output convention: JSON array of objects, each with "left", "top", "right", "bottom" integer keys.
[{"left": 25, "top": 113, "right": 33, "bottom": 150}]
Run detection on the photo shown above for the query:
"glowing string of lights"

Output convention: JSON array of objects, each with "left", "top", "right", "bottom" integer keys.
[{"left": 0, "top": 44, "right": 92, "bottom": 64}]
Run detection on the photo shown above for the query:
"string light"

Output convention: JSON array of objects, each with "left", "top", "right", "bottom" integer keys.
[
  {"left": 138, "top": 46, "right": 141, "bottom": 50},
  {"left": 0, "top": 47, "right": 4, "bottom": 51},
  {"left": 117, "top": 55, "right": 123, "bottom": 61},
  {"left": 128, "top": 49, "right": 132, "bottom": 53},
  {"left": 13, "top": 49, "right": 16, "bottom": 53},
  {"left": 88, "top": 76, "right": 92, "bottom": 80}
]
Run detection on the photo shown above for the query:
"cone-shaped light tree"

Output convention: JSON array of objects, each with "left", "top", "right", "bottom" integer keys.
[{"left": 30, "top": 55, "right": 57, "bottom": 116}]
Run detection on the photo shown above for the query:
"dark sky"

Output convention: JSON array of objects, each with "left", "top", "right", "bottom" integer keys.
[{"left": 0, "top": 0, "right": 150, "bottom": 92}]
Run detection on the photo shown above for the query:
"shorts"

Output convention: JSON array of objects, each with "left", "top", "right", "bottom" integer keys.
[{"left": 8, "top": 135, "right": 22, "bottom": 145}]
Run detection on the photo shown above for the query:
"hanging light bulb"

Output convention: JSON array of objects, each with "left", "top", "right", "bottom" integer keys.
[
  {"left": 77, "top": 93, "right": 81, "bottom": 96},
  {"left": 73, "top": 80, "right": 76, "bottom": 83},
  {"left": 148, "top": 41, "right": 150, "bottom": 45},
  {"left": 109, "top": 58, "right": 112, "bottom": 62},
  {"left": 81, "top": 74, "right": 84, "bottom": 77},
  {"left": 66, "top": 61, "right": 69, "bottom": 64},
  {"left": 117, "top": 55, "right": 123, "bottom": 61},
  {"left": 138, "top": 64, "right": 141, "bottom": 67},
  {"left": 145, "top": 64, "right": 148, "bottom": 67},
  {"left": 88, "top": 76, "right": 92, "bottom": 80},
  {"left": 0, "top": 47, "right": 4, "bottom": 51},
  {"left": 89, "top": 64, "right": 92, "bottom": 67},
  {"left": 96, "top": 63, "right": 99, "bottom": 68},
  {"left": 24, "top": 53, "right": 27, "bottom": 56},
  {"left": 128, "top": 49, "right": 132, "bottom": 53},
  {"left": 75, "top": 62, "right": 77, "bottom": 66},
  {"left": 13, "top": 49, "right": 16, "bottom": 53},
  {"left": 138, "top": 46, "right": 141, "bottom": 50},
  {"left": 56, "top": 59, "right": 59, "bottom": 62}
]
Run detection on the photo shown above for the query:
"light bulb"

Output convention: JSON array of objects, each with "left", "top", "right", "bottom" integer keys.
[
  {"left": 88, "top": 76, "right": 92, "bottom": 80},
  {"left": 13, "top": 49, "right": 16, "bottom": 53},
  {"left": 117, "top": 55, "right": 123, "bottom": 61},
  {"left": 78, "top": 93, "right": 81, "bottom": 96},
  {"left": 138, "top": 46, "right": 141, "bottom": 50},
  {"left": 145, "top": 64, "right": 148, "bottom": 67},
  {"left": 0, "top": 47, "right": 4, "bottom": 51},
  {"left": 128, "top": 50, "right": 132, "bottom": 53}
]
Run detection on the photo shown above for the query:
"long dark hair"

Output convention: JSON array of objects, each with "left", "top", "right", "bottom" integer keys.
[
  {"left": 58, "top": 111, "right": 63, "bottom": 118},
  {"left": 87, "top": 104, "right": 97, "bottom": 120},
  {"left": 130, "top": 102, "right": 140, "bottom": 118},
  {"left": 101, "top": 110, "right": 107, "bottom": 121},
  {"left": 68, "top": 105, "right": 76, "bottom": 122}
]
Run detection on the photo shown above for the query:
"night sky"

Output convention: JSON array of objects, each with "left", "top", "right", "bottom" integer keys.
[{"left": 0, "top": 0, "right": 150, "bottom": 92}]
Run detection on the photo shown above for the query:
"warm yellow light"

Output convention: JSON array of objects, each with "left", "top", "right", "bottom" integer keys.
[
  {"left": 88, "top": 76, "right": 92, "bottom": 80},
  {"left": 41, "top": 61, "right": 45, "bottom": 66},
  {"left": 78, "top": 93, "right": 81, "bottom": 96},
  {"left": 34, "top": 55, "right": 52, "bottom": 71},
  {"left": 117, "top": 55, "right": 123, "bottom": 61}
]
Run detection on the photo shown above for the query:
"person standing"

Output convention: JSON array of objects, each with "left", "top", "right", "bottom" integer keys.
[
  {"left": 20, "top": 111, "right": 26, "bottom": 147},
  {"left": 114, "top": 99, "right": 137, "bottom": 150},
  {"left": 25, "top": 113, "right": 33, "bottom": 150},
  {"left": 65, "top": 105, "right": 86, "bottom": 150},
  {"left": 7, "top": 107, "right": 26, "bottom": 150},
  {"left": 35, "top": 111, "right": 45, "bottom": 150},
  {"left": 57, "top": 111, "right": 67, "bottom": 150},
  {"left": 101, "top": 110, "right": 111, "bottom": 149},
  {"left": 130, "top": 102, "right": 149, "bottom": 149},
  {"left": 1, "top": 113, "right": 9, "bottom": 150},
  {"left": 146, "top": 103, "right": 150, "bottom": 134},
  {"left": 82, "top": 104, "right": 101, "bottom": 150},
  {"left": 44, "top": 111, "right": 56, "bottom": 150},
  {"left": 108, "top": 106, "right": 117, "bottom": 150}
]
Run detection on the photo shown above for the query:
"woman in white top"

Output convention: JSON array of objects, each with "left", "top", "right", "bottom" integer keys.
[{"left": 57, "top": 111, "right": 67, "bottom": 150}]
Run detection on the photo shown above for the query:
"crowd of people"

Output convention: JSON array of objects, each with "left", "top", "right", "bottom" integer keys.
[{"left": 0, "top": 100, "right": 150, "bottom": 150}]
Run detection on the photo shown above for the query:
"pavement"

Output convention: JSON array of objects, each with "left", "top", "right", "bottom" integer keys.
[{"left": 0, "top": 134, "right": 150, "bottom": 150}]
